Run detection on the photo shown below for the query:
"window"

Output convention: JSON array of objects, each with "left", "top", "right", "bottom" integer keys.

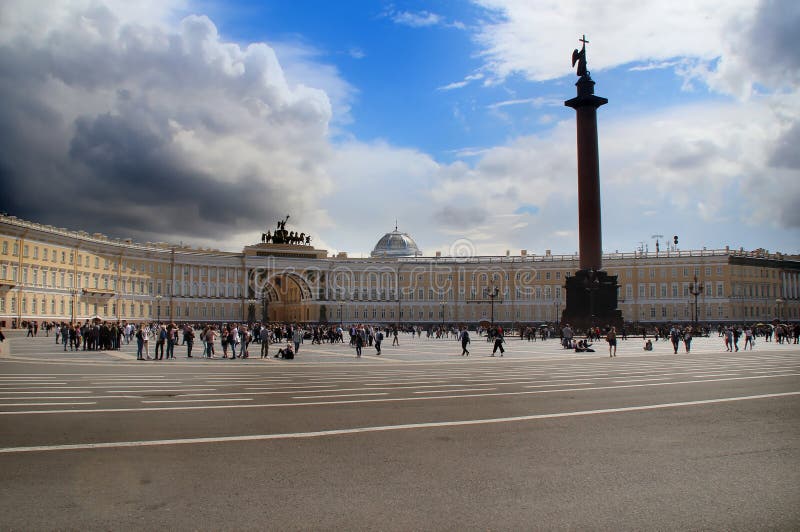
[
  {"left": 716, "top": 283, "right": 724, "bottom": 297},
  {"left": 13, "top": 243, "right": 19, "bottom": 256},
  {"left": 1, "top": 241, "right": 6, "bottom": 254},
  {"left": 638, "top": 284, "right": 645, "bottom": 298},
  {"left": 23, "top": 245, "right": 29, "bottom": 257}
]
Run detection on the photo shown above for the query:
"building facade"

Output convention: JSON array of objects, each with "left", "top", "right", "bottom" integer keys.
[{"left": 1, "top": 214, "right": 798, "bottom": 328}]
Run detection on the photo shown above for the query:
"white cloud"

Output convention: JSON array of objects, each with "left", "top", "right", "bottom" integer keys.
[
  {"left": 392, "top": 10, "right": 442, "bottom": 28},
  {"left": 471, "top": 0, "right": 782, "bottom": 97}
]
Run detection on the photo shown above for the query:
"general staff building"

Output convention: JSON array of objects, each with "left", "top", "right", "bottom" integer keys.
[{"left": 1, "top": 214, "right": 798, "bottom": 328}]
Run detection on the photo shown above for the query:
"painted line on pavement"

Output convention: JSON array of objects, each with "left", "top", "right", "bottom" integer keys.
[
  {"left": 413, "top": 388, "right": 498, "bottom": 394},
  {"left": 291, "top": 392, "right": 389, "bottom": 399},
  {"left": 0, "top": 392, "right": 796, "bottom": 454},
  {"left": 0, "top": 402, "right": 97, "bottom": 407},
  {"left": 140, "top": 398, "right": 254, "bottom": 404},
  {"left": 0, "top": 372, "right": 797, "bottom": 416}
]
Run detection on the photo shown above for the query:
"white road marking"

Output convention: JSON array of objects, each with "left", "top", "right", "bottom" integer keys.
[
  {"left": 140, "top": 398, "right": 254, "bottom": 404},
  {"left": 0, "top": 382, "right": 68, "bottom": 386},
  {"left": 525, "top": 382, "right": 594, "bottom": 388},
  {"left": 291, "top": 393, "right": 389, "bottom": 399},
  {"left": 107, "top": 388, "right": 217, "bottom": 393},
  {"left": 0, "top": 392, "right": 795, "bottom": 454},
  {"left": 413, "top": 388, "right": 498, "bottom": 394},
  {"left": 0, "top": 372, "right": 797, "bottom": 415},
  {"left": 0, "top": 402, "right": 97, "bottom": 407}
]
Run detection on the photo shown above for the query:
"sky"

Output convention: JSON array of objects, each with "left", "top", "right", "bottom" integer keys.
[{"left": 1, "top": 0, "right": 798, "bottom": 258}]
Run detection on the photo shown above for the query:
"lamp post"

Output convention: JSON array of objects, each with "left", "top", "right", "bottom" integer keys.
[
  {"left": 246, "top": 298, "right": 256, "bottom": 324},
  {"left": 489, "top": 283, "right": 500, "bottom": 327},
  {"left": 70, "top": 289, "right": 77, "bottom": 325},
  {"left": 155, "top": 294, "right": 162, "bottom": 324},
  {"left": 339, "top": 303, "right": 344, "bottom": 329},
  {"left": 689, "top": 275, "right": 704, "bottom": 327},
  {"left": 440, "top": 299, "right": 446, "bottom": 331}
]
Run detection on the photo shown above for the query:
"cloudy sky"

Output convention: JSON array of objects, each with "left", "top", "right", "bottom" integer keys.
[{"left": 1, "top": 0, "right": 798, "bottom": 257}]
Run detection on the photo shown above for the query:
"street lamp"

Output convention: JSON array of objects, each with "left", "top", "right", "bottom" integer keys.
[
  {"left": 489, "top": 282, "right": 500, "bottom": 327},
  {"left": 440, "top": 299, "right": 446, "bottom": 331},
  {"left": 70, "top": 289, "right": 78, "bottom": 325},
  {"left": 246, "top": 298, "right": 257, "bottom": 323},
  {"left": 155, "top": 294, "right": 162, "bottom": 324},
  {"left": 689, "top": 275, "right": 704, "bottom": 327},
  {"left": 262, "top": 292, "right": 269, "bottom": 323},
  {"left": 339, "top": 303, "right": 344, "bottom": 328}
]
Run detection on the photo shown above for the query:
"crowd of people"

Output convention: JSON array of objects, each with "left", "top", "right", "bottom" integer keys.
[{"left": 11, "top": 318, "right": 800, "bottom": 361}]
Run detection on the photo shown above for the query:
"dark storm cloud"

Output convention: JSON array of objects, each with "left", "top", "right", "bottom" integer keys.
[
  {"left": 0, "top": 2, "right": 332, "bottom": 247},
  {"left": 743, "top": 0, "right": 800, "bottom": 88},
  {"left": 769, "top": 122, "right": 800, "bottom": 170}
]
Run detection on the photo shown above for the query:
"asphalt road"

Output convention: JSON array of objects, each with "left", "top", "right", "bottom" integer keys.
[{"left": 0, "top": 334, "right": 798, "bottom": 530}]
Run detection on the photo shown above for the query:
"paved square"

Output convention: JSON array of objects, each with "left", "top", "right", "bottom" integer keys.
[{"left": 1, "top": 333, "right": 799, "bottom": 530}]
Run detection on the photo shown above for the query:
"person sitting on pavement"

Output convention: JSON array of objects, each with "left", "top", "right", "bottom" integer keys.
[
  {"left": 574, "top": 339, "right": 594, "bottom": 353},
  {"left": 275, "top": 342, "right": 294, "bottom": 360},
  {"left": 643, "top": 339, "right": 653, "bottom": 351}
]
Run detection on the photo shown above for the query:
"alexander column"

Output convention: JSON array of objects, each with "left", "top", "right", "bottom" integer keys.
[{"left": 561, "top": 35, "right": 621, "bottom": 331}]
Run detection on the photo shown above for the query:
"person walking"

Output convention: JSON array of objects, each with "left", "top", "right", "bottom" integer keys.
[
  {"left": 292, "top": 327, "right": 303, "bottom": 354},
  {"left": 491, "top": 329, "right": 505, "bottom": 357},
  {"left": 136, "top": 327, "right": 144, "bottom": 360},
  {"left": 205, "top": 326, "right": 216, "bottom": 358},
  {"left": 185, "top": 327, "right": 195, "bottom": 357},
  {"left": 669, "top": 325, "right": 681, "bottom": 354},
  {"left": 683, "top": 326, "right": 693, "bottom": 353},
  {"left": 392, "top": 328, "right": 399, "bottom": 346},
  {"left": 260, "top": 325, "right": 270, "bottom": 358},
  {"left": 375, "top": 329, "right": 383, "bottom": 355},
  {"left": 155, "top": 325, "right": 166, "bottom": 360},
  {"left": 607, "top": 326, "right": 617, "bottom": 357},
  {"left": 460, "top": 328, "right": 471, "bottom": 356},
  {"left": 355, "top": 331, "right": 364, "bottom": 358}
]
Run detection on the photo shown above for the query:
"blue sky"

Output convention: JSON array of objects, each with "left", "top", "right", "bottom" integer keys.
[{"left": 1, "top": 0, "right": 798, "bottom": 257}]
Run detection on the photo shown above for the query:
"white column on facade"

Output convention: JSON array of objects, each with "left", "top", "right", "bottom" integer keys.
[
  {"left": 216, "top": 267, "right": 220, "bottom": 297},
  {"left": 189, "top": 265, "right": 194, "bottom": 297}
]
